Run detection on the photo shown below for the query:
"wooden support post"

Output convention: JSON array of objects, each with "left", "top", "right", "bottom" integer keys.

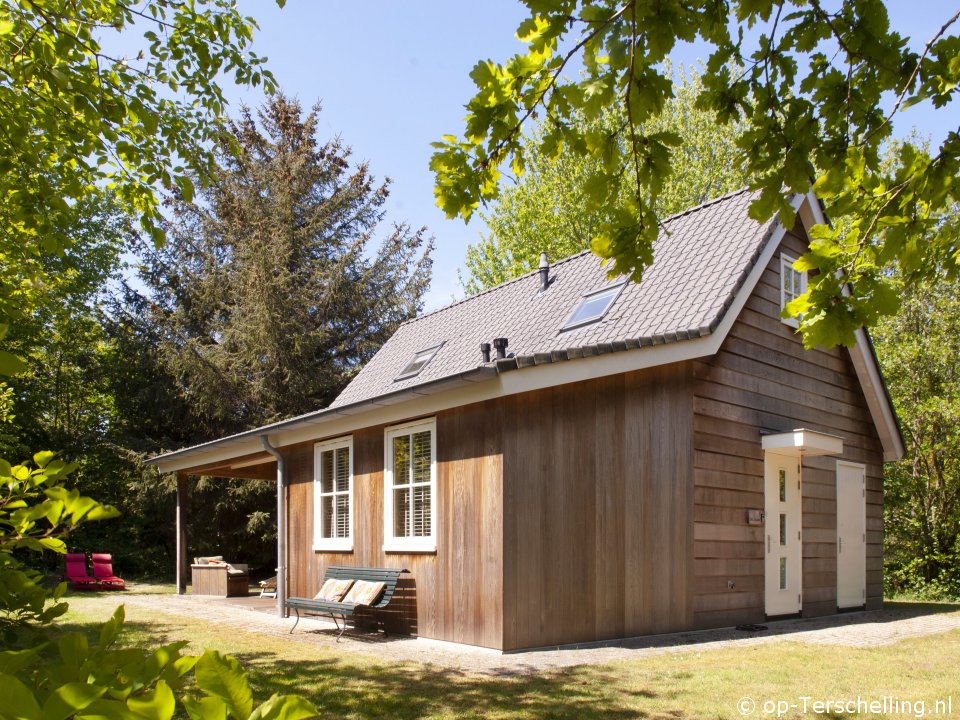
[{"left": 176, "top": 472, "right": 188, "bottom": 595}]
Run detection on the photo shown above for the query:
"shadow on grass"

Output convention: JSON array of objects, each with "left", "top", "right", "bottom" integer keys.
[
  {"left": 53, "top": 617, "right": 659, "bottom": 719},
  {"left": 231, "top": 650, "right": 655, "bottom": 720}
]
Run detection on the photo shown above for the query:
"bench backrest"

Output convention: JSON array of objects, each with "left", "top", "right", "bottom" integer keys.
[{"left": 324, "top": 565, "right": 407, "bottom": 609}]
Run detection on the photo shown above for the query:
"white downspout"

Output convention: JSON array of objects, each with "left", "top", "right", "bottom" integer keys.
[{"left": 260, "top": 435, "right": 287, "bottom": 618}]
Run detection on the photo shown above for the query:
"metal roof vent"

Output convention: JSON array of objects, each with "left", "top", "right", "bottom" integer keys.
[{"left": 538, "top": 252, "right": 550, "bottom": 292}]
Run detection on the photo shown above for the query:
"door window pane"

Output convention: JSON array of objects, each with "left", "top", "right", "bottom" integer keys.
[
  {"left": 779, "top": 514, "right": 787, "bottom": 546},
  {"left": 779, "top": 557, "right": 787, "bottom": 590},
  {"left": 779, "top": 469, "right": 786, "bottom": 502}
]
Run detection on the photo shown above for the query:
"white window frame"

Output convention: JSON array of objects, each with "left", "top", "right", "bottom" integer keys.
[
  {"left": 383, "top": 417, "right": 437, "bottom": 553},
  {"left": 780, "top": 253, "right": 808, "bottom": 328},
  {"left": 313, "top": 436, "right": 353, "bottom": 552}
]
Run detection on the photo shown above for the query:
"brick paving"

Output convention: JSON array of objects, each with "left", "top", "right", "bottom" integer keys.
[{"left": 97, "top": 587, "right": 960, "bottom": 676}]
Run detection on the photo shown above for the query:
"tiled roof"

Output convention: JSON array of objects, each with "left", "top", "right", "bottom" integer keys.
[{"left": 332, "top": 188, "right": 780, "bottom": 408}]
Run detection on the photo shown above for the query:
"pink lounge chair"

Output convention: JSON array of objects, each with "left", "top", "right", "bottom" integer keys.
[
  {"left": 64, "top": 553, "right": 98, "bottom": 590},
  {"left": 91, "top": 553, "right": 126, "bottom": 590}
]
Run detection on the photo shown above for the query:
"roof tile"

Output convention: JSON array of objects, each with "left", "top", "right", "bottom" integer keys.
[{"left": 331, "top": 188, "right": 779, "bottom": 408}]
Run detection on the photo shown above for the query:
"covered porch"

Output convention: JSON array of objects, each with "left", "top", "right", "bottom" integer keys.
[{"left": 172, "top": 443, "right": 287, "bottom": 616}]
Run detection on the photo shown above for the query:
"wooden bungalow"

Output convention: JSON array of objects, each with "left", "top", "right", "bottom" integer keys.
[{"left": 149, "top": 188, "right": 903, "bottom": 651}]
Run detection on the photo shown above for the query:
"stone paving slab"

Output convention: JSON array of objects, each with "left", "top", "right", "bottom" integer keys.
[{"left": 101, "top": 590, "right": 960, "bottom": 677}]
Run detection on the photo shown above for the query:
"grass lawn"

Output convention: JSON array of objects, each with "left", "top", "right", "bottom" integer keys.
[{"left": 61, "top": 591, "right": 960, "bottom": 719}]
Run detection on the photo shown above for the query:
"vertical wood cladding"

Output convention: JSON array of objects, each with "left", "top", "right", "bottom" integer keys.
[
  {"left": 284, "top": 364, "right": 695, "bottom": 651},
  {"left": 692, "top": 227, "right": 885, "bottom": 629},
  {"left": 501, "top": 364, "right": 695, "bottom": 650},
  {"left": 285, "top": 400, "right": 504, "bottom": 649}
]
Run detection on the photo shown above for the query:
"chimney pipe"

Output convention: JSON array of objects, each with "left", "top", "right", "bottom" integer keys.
[
  {"left": 538, "top": 252, "right": 549, "bottom": 291},
  {"left": 493, "top": 337, "right": 508, "bottom": 360},
  {"left": 480, "top": 342, "right": 492, "bottom": 363}
]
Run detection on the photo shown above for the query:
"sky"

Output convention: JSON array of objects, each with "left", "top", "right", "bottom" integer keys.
[{"left": 210, "top": 1, "right": 958, "bottom": 312}]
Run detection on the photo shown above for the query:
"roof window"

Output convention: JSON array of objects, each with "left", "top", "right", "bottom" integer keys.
[
  {"left": 561, "top": 283, "right": 626, "bottom": 331},
  {"left": 395, "top": 343, "right": 443, "bottom": 380}
]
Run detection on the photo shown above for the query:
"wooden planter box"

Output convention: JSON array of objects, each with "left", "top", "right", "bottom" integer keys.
[{"left": 191, "top": 564, "right": 249, "bottom": 597}]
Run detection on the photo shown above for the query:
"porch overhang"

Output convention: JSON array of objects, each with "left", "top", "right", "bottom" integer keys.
[{"left": 761, "top": 428, "right": 844, "bottom": 458}]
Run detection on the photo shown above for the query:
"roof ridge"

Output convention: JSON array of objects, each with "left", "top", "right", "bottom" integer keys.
[
  {"left": 658, "top": 186, "right": 753, "bottom": 223},
  {"left": 403, "top": 186, "right": 755, "bottom": 328}
]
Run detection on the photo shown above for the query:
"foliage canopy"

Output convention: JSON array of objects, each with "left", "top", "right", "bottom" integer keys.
[
  {"left": 433, "top": 0, "right": 960, "bottom": 348},
  {"left": 463, "top": 65, "right": 748, "bottom": 293},
  {"left": 875, "top": 274, "right": 960, "bottom": 598},
  {"left": 0, "top": 0, "right": 280, "bottom": 335}
]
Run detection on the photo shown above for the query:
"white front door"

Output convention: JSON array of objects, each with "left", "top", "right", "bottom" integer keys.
[
  {"left": 765, "top": 453, "right": 802, "bottom": 616},
  {"left": 837, "top": 461, "right": 866, "bottom": 609}
]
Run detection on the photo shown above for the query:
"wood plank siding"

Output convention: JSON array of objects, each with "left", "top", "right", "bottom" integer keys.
[
  {"left": 501, "top": 363, "right": 695, "bottom": 650},
  {"left": 284, "top": 400, "right": 504, "bottom": 649},
  {"left": 283, "top": 363, "right": 695, "bottom": 651},
  {"left": 692, "top": 226, "right": 885, "bottom": 630}
]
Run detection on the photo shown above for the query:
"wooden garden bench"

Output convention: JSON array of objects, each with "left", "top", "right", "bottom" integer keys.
[{"left": 285, "top": 565, "right": 406, "bottom": 640}]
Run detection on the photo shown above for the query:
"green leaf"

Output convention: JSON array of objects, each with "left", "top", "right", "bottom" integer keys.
[
  {"left": 0, "top": 673, "right": 42, "bottom": 720},
  {"left": 0, "top": 350, "right": 28, "bottom": 376},
  {"left": 99, "top": 606, "right": 126, "bottom": 648},
  {"left": 0, "top": 648, "right": 41, "bottom": 675},
  {"left": 182, "top": 697, "right": 228, "bottom": 720},
  {"left": 32, "top": 451, "right": 56, "bottom": 468},
  {"left": 193, "top": 652, "right": 252, "bottom": 720},
  {"left": 42, "top": 682, "right": 108, "bottom": 720},
  {"left": 248, "top": 696, "right": 318, "bottom": 720},
  {"left": 58, "top": 632, "right": 89, "bottom": 668},
  {"left": 127, "top": 681, "right": 175, "bottom": 720}
]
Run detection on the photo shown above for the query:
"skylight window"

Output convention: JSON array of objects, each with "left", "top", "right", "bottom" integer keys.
[
  {"left": 395, "top": 343, "right": 443, "bottom": 380},
  {"left": 561, "top": 283, "right": 626, "bottom": 331}
]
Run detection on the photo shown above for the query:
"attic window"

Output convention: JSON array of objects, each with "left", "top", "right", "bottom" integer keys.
[
  {"left": 561, "top": 283, "right": 626, "bottom": 331},
  {"left": 395, "top": 343, "right": 443, "bottom": 381},
  {"left": 780, "top": 253, "right": 807, "bottom": 328}
]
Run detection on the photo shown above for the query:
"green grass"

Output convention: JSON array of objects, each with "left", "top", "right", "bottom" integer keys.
[{"left": 61, "top": 592, "right": 960, "bottom": 719}]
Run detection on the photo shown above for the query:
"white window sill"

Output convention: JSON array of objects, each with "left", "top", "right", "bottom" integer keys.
[
  {"left": 313, "top": 540, "right": 353, "bottom": 553},
  {"left": 382, "top": 540, "right": 436, "bottom": 554}
]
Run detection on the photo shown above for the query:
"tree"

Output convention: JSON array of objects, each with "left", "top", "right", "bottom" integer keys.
[
  {"left": 462, "top": 64, "right": 748, "bottom": 293},
  {"left": 874, "top": 274, "right": 960, "bottom": 598},
  {"left": 432, "top": 0, "right": 960, "bottom": 348},
  {"left": 2, "top": 192, "right": 130, "bottom": 459},
  {"left": 135, "top": 95, "right": 434, "bottom": 437},
  {"left": 0, "top": 455, "right": 317, "bottom": 720},
  {"left": 115, "top": 96, "right": 433, "bottom": 572},
  {"left": 0, "top": 0, "right": 280, "bottom": 347}
]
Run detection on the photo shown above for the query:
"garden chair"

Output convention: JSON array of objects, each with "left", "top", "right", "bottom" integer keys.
[
  {"left": 91, "top": 553, "right": 126, "bottom": 590},
  {"left": 64, "top": 553, "right": 98, "bottom": 590},
  {"left": 259, "top": 575, "right": 278, "bottom": 598}
]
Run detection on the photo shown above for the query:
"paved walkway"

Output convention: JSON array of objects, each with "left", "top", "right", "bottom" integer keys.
[{"left": 108, "top": 588, "right": 960, "bottom": 676}]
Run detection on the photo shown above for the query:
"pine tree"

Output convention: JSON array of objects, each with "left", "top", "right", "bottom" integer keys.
[{"left": 136, "top": 95, "right": 433, "bottom": 437}]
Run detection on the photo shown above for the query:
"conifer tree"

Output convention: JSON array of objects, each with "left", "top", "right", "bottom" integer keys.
[{"left": 136, "top": 95, "right": 433, "bottom": 437}]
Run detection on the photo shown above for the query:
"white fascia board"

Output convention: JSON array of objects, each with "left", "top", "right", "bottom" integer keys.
[
  {"left": 154, "top": 438, "right": 265, "bottom": 474},
  {"left": 800, "top": 189, "right": 905, "bottom": 462}
]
